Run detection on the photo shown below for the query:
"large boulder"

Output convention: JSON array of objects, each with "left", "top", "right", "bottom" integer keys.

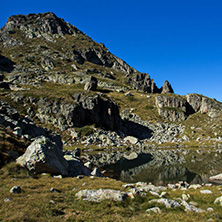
[
  {"left": 16, "top": 136, "right": 68, "bottom": 176},
  {"left": 75, "top": 189, "right": 128, "bottom": 202}
]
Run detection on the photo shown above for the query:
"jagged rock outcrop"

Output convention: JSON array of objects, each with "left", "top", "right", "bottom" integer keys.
[
  {"left": 16, "top": 136, "right": 69, "bottom": 176},
  {"left": 161, "top": 80, "right": 174, "bottom": 94},
  {"left": 37, "top": 93, "right": 122, "bottom": 131},
  {"left": 127, "top": 73, "right": 160, "bottom": 93},
  {"left": 127, "top": 73, "right": 174, "bottom": 94}
]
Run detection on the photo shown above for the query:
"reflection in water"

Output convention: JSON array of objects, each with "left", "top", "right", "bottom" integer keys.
[
  {"left": 102, "top": 151, "right": 222, "bottom": 185},
  {"left": 120, "top": 165, "right": 198, "bottom": 185}
]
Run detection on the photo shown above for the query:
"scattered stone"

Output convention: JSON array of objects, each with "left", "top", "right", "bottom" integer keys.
[
  {"left": 149, "top": 191, "right": 160, "bottom": 197},
  {"left": 209, "top": 173, "right": 222, "bottom": 183},
  {"left": 53, "top": 175, "right": 63, "bottom": 179},
  {"left": 207, "top": 207, "right": 214, "bottom": 212},
  {"left": 146, "top": 207, "right": 161, "bottom": 214},
  {"left": 10, "top": 186, "right": 21, "bottom": 194},
  {"left": 189, "top": 184, "right": 202, "bottom": 189},
  {"left": 71, "top": 64, "right": 78, "bottom": 70},
  {"left": 123, "top": 136, "right": 139, "bottom": 145},
  {"left": 50, "top": 187, "right": 61, "bottom": 193},
  {"left": 49, "top": 200, "right": 55, "bottom": 204},
  {"left": 123, "top": 184, "right": 135, "bottom": 189},
  {"left": 160, "top": 191, "right": 168, "bottom": 197},
  {"left": 200, "top": 190, "right": 212, "bottom": 194},
  {"left": 77, "top": 175, "right": 84, "bottom": 179},
  {"left": 127, "top": 192, "right": 134, "bottom": 199},
  {"left": 124, "top": 91, "right": 133, "bottom": 96},
  {"left": 214, "top": 196, "right": 222, "bottom": 206},
  {"left": 182, "top": 193, "right": 190, "bottom": 201},
  {"left": 149, "top": 198, "right": 181, "bottom": 209},
  {"left": 167, "top": 184, "right": 176, "bottom": 189},
  {"left": 123, "top": 152, "right": 138, "bottom": 160},
  {"left": 181, "top": 200, "right": 205, "bottom": 213},
  {"left": 84, "top": 161, "right": 93, "bottom": 170},
  {"left": 84, "top": 76, "right": 98, "bottom": 91},
  {"left": 91, "top": 167, "right": 104, "bottom": 177},
  {"left": 73, "top": 148, "right": 81, "bottom": 157},
  {"left": 75, "top": 189, "right": 128, "bottom": 202},
  {"left": 189, "top": 201, "right": 198, "bottom": 206}
]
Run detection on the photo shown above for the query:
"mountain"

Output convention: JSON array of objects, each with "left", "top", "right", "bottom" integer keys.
[{"left": 0, "top": 12, "right": 222, "bottom": 166}]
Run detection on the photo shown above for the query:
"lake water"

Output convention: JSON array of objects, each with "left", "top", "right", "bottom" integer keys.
[{"left": 102, "top": 148, "right": 222, "bottom": 185}]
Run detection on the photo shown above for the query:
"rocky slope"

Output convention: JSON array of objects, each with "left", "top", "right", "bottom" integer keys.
[{"left": 0, "top": 12, "right": 221, "bottom": 171}]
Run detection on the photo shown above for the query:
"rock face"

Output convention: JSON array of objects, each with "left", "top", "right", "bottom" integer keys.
[
  {"left": 128, "top": 73, "right": 159, "bottom": 93},
  {"left": 186, "top": 94, "right": 202, "bottom": 112},
  {"left": 155, "top": 95, "right": 190, "bottom": 121},
  {"left": 0, "top": 99, "right": 62, "bottom": 147},
  {"left": 186, "top": 94, "right": 222, "bottom": 118},
  {"left": 155, "top": 93, "right": 222, "bottom": 121},
  {"left": 16, "top": 136, "right": 68, "bottom": 176},
  {"left": 127, "top": 73, "right": 174, "bottom": 94},
  {"left": 37, "top": 93, "right": 122, "bottom": 131}
]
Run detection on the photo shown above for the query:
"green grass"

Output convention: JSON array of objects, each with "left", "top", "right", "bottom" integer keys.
[
  {"left": 75, "top": 125, "right": 95, "bottom": 138},
  {"left": 0, "top": 171, "right": 222, "bottom": 221}
]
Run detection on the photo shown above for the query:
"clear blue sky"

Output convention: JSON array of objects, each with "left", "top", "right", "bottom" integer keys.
[{"left": 1, "top": 0, "right": 222, "bottom": 102}]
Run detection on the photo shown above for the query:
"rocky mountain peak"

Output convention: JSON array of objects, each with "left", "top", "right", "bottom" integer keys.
[{"left": 0, "top": 12, "right": 82, "bottom": 37}]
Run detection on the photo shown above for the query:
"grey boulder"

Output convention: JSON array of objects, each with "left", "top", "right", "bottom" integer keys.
[
  {"left": 75, "top": 189, "right": 128, "bottom": 202},
  {"left": 16, "top": 136, "right": 68, "bottom": 176}
]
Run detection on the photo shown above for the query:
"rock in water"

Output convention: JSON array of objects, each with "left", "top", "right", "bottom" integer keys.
[
  {"left": 84, "top": 76, "right": 98, "bottom": 91},
  {"left": 16, "top": 136, "right": 68, "bottom": 176}
]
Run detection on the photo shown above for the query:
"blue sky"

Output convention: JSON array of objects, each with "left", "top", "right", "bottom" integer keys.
[{"left": 1, "top": 0, "right": 222, "bottom": 101}]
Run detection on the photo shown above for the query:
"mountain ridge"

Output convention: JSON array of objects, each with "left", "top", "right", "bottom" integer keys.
[{"left": 0, "top": 12, "right": 221, "bottom": 157}]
